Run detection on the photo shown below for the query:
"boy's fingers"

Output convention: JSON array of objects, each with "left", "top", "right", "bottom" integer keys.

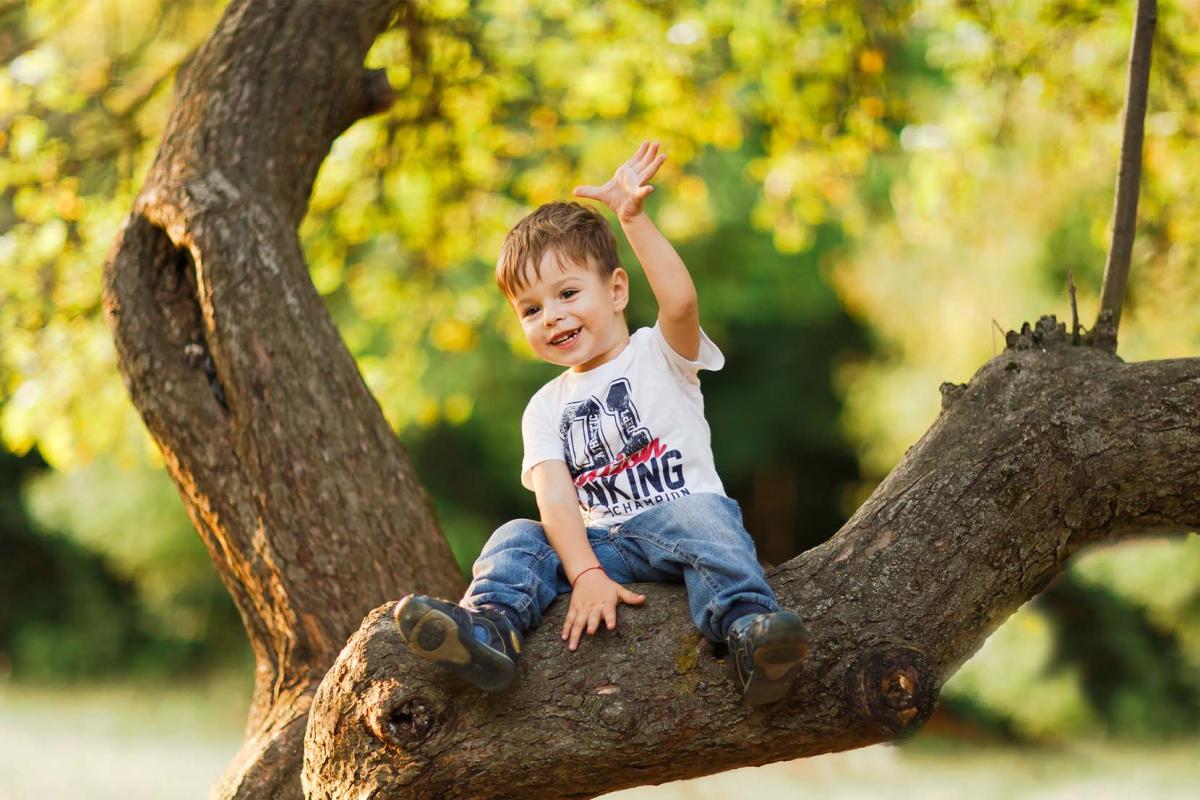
[
  {"left": 639, "top": 142, "right": 661, "bottom": 170},
  {"left": 640, "top": 154, "right": 665, "bottom": 181},
  {"left": 619, "top": 587, "right": 646, "bottom": 605},
  {"left": 569, "top": 617, "right": 584, "bottom": 649},
  {"left": 604, "top": 606, "right": 617, "bottom": 631},
  {"left": 573, "top": 184, "right": 601, "bottom": 199},
  {"left": 586, "top": 612, "right": 601, "bottom": 635},
  {"left": 563, "top": 609, "right": 577, "bottom": 640}
]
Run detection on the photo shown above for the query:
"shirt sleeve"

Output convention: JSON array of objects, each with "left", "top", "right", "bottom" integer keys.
[
  {"left": 649, "top": 320, "right": 725, "bottom": 380},
  {"left": 520, "top": 388, "right": 566, "bottom": 491}
]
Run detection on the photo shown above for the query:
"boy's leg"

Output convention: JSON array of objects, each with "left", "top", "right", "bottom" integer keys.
[
  {"left": 610, "top": 492, "right": 809, "bottom": 705},
  {"left": 610, "top": 493, "right": 780, "bottom": 641},
  {"left": 461, "top": 518, "right": 636, "bottom": 632},
  {"left": 393, "top": 595, "right": 523, "bottom": 692},
  {"left": 460, "top": 518, "right": 567, "bottom": 634},
  {"left": 394, "top": 518, "right": 559, "bottom": 692},
  {"left": 396, "top": 518, "right": 638, "bottom": 691}
]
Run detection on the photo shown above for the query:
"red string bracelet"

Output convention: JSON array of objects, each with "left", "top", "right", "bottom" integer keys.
[{"left": 571, "top": 565, "right": 604, "bottom": 588}]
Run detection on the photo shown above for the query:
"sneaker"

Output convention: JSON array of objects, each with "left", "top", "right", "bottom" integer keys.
[
  {"left": 725, "top": 610, "right": 810, "bottom": 706},
  {"left": 392, "top": 595, "right": 522, "bottom": 692}
]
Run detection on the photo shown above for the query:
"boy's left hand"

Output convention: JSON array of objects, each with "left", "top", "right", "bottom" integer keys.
[{"left": 573, "top": 140, "right": 667, "bottom": 224}]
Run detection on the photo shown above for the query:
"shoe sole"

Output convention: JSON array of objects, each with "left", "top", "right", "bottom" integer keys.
[
  {"left": 741, "top": 616, "right": 810, "bottom": 707},
  {"left": 393, "top": 597, "right": 516, "bottom": 692}
]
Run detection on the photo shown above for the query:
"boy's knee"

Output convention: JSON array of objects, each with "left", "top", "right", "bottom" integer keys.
[{"left": 479, "top": 518, "right": 549, "bottom": 559}]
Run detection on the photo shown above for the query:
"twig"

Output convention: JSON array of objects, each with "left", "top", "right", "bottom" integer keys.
[
  {"left": 1095, "top": 0, "right": 1157, "bottom": 345},
  {"left": 1068, "top": 270, "right": 1080, "bottom": 345}
]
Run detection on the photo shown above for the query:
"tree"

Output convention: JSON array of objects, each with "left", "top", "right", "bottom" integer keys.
[
  {"left": 99, "top": 1, "right": 1197, "bottom": 798},
  {"left": 102, "top": 2, "right": 462, "bottom": 795}
]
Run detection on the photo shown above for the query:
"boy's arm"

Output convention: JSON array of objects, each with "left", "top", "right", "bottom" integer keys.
[
  {"left": 530, "top": 460, "right": 645, "bottom": 650},
  {"left": 621, "top": 212, "right": 700, "bottom": 361},
  {"left": 574, "top": 140, "right": 701, "bottom": 360},
  {"left": 530, "top": 460, "right": 600, "bottom": 582}
]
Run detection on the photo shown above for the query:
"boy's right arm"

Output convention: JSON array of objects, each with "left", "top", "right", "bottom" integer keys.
[{"left": 530, "top": 460, "right": 646, "bottom": 650}]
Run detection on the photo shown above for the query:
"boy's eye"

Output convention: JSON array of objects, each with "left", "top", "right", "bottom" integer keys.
[
  {"left": 522, "top": 306, "right": 539, "bottom": 318},
  {"left": 561, "top": 289, "right": 577, "bottom": 299}
]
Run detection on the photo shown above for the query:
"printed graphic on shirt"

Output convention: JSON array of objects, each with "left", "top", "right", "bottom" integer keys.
[{"left": 559, "top": 377, "right": 691, "bottom": 518}]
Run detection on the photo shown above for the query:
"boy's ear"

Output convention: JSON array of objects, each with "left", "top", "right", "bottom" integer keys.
[{"left": 610, "top": 266, "right": 629, "bottom": 313}]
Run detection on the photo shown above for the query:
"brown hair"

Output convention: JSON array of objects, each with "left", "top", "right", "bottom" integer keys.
[{"left": 495, "top": 201, "right": 620, "bottom": 299}]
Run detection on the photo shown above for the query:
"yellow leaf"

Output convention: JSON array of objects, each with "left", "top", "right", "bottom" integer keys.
[
  {"left": 859, "top": 49, "right": 885, "bottom": 75},
  {"left": 431, "top": 318, "right": 477, "bottom": 352},
  {"left": 444, "top": 393, "right": 472, "bottom": 424}
]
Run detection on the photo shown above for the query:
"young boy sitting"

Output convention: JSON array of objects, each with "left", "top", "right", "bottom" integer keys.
[{"left": 394, "top": 141, "right": 809, "bottom": 705}]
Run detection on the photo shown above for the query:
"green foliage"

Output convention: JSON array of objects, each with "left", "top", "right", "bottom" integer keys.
[
  {"left": 942, "top": 603, "right": 1099, "bottom": 739},
  {"left": 0, "top": 450, "right": 127, "bottom": 676},
  {"left": 834, "top": 0, "right": 1200, "bottom": 477},
  {"left": 23, "top": 455, "right": 239, "bottom": 647},
  {"left": 1, "top": 0, "right": 225, "bottom": 469},
  {"left": 1039, "top": 569, "right": 1200, "bottom": 739},
  {"left": 0, "top": 449, "right": 247, "bottom": 678},
  {"left": 2, "top": 0, "right": 905, "bottom": 466}
]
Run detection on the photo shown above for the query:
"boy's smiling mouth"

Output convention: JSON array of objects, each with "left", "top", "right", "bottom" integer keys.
[{"left": 550, "top": 328, "right": 581, "bottom": 348}]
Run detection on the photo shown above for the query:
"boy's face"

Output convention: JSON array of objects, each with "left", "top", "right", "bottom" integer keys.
[{"left": 510, "top": 248, "right": 629, "bottom": 372}]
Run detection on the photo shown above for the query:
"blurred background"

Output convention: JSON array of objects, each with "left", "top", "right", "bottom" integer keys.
[{"left": 2, "top": 0, "right": 1199, "bottom": 797}]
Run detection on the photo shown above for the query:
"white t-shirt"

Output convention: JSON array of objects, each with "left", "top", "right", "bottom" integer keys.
[{"left": 521, "top": 322, "right": 727, "bottom": 525}]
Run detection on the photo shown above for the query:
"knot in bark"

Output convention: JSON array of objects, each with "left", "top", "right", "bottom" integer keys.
[
  {"left": 850, "top": 643, "right": 937, "bottom": 736},
  {"left": 360, "top": 671, "right": 453, "bottom": 762},
  {"left": 939, "top": 382, "right": 968, "bottom": 411},
  {"left": 597, "top": 697, "right": 638, "bottom": 733},
  {"left": 364, "top": 681, "right": 449, "bottom": 749},
  {"left": 1089, "top": 309, "right": 1119, "bottom": 353},
  {"left": 1005, "top": 315, "right": 1067, "bottom": 352}
]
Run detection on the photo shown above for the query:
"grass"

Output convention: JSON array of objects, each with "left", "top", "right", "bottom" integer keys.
[
  {"left": 0, "top": 672, "right": 251, "bottom": 800},
  {"left": 607, "top": 735, "right": 1200, "bottom": 799}
]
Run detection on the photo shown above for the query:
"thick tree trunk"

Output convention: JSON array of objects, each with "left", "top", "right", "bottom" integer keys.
[
  {"left": 99, "top": 1, "right": 1198, "bottom": 799},
  {"left": 101, "top": 2, "right": 461, "bottom": 797},
  {"left": 302, "top": 318, "right": 1200, "bottom": 799}
]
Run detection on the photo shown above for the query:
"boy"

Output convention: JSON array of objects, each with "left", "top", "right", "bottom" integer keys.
[{"left": 394, "top": 141, "right": 809, "bottom": 705}]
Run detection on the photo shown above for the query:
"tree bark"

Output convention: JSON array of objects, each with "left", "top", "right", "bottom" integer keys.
[
  {"left": 101, "top": 2, "right": 461, "bottom": 797},
  {"left": 97, "top": 1, "right": 1200, "bottom": 799},
  {"left": 303, "top": 317, "right": 1200, "bottom": 799}
]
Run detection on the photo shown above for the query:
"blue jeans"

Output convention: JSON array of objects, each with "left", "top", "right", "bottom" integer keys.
[{"left": 460, "top": 492, "right": 780, "bottom": 642}]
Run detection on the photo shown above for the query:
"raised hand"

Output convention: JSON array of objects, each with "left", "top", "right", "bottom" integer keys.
[{"left": 573, "top": 140, "right": 667, "bottom": 223}]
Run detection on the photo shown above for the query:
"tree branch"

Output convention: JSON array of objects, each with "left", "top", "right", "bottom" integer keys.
[
  {"left": 1095, "top": 0, "right": 1157, "bottom": 348},
  {"left": 304, "top": 317, "right": 1200, "bottom": 799},
  {"left": 1068, "top": 270, "right": 1081, "bottom": 344}
]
